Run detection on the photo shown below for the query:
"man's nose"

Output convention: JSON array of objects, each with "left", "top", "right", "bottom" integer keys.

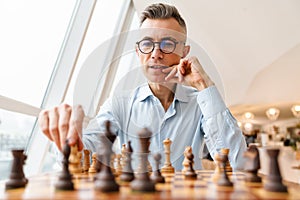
[{"left": 151, "top": 43, "right": 163, "bottom": 59}]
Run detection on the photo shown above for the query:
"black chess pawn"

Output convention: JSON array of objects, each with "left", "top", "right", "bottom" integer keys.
[
  {"left": 5, "top": 149, "right": 28, "bottom": 189},
  {"left": 130, "top": 128, "right": 155, "bottom": 192},
  {"left": 94, "top": 120, "right": 119, "bottom": 192},
  {"left": 55, "top": 141, "right": 74, "bottom": 190},
  {"left": 243, "top": 144, "right": 262, "bottom": 182},
  {"left": 150, "top": 153, "right": 165, "bottom": 183},
  {"left": 217, "top": 152, "right": 233, "bottom": 187},
  {"left": 120, "top": 141, "right": 134, "bottom": 182},
  {"left": 264, "top": 148, "right": 288, "bottom": 192},
  {"left": 184, "top": 152, "right": 197, "bottom": 180}
]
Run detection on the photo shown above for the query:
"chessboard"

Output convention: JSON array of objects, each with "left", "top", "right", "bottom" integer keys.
[{"left": 1, "top": 170, "right": 300, "bottom": 200}]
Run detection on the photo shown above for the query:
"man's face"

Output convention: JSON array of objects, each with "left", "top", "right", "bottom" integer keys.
[{"left": 137, "top": 18, "right": 189, "bottom": 84}]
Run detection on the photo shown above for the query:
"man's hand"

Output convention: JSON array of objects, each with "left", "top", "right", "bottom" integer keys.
[
  {"left": 38, "top": 104, "right": 85, "bottom": 151},
  {"left": 163, "top": 56, "right": 214, "bottom": 91}
]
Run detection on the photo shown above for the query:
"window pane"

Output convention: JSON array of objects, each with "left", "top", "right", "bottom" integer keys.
[
  {"left": 64, "top": 0, "right": 133, "bottom": 105},
  {"left": 41, "top": 0, "right": 135, "bottom": 173},
  {"left": 0, "top": 0, "right": 77, "bottom": 180},
  {"left": 0, "top": 0, "right": 76, "bottom": 106},
  {"left": 0, "top": 109, "right": 36, "bottom": 180},
  {"left": 110, "top": 12, "right": 142, "bottom": 97}
]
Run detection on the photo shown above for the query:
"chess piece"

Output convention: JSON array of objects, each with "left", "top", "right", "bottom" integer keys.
[
  {"left": 78, "top": 151, "right": 83, "bottom": 172},
  {"left": 55, "top": 142, "right": 74, "bottom": 190},
  {"left": 161, "top": 138, "right": 175, "bottom": 173},
  {"left": 211, "top": 153, "right": 222, "bottom": 183},
  {"left": 184, "top": 152, "right": 197, "bottom": 180},
  {"left": 147, "top": 159, "right": 153, "bottom": 173},
  {"left": 151, "top": 153, "right": 165, "bottom": 183},
  {"left": 130, "top": 128, "right": 155, "bottom": 192},
  {"left": 89, "top": 153, "right": 98, "bottom": 173},
  {"left": 121, "top": 143, "right": 127, "bottom": 170},
  {"left": 95, "top": 154, "right": 102, "bottom": 172},
  {"left": 182, "top": 146, "right": 192, "bottom": 173},
  {"left": 120, "top": 141, "right": 134, "bottom": 182},
  {"left": 263, "top": 148, "right": 288, "bottom": 192},
  {"left": 217, "top": 151, "right": 233, "bottom": 187},
  {"left": 94, "top": 121, "right": 119, "bottom": 192},
  {"left": 115, "top": 154, "right": 122, "bottom": 176},
  {"left": 5, "top": 149, "right": 28, "bottom": 189},
  {"left": 221, "top": 148, "right": 232, "bottom": 172},
  {"left": 69, "top": 145, "right": 82, "bottom": 174},
  {"left": 110, "top": 154, "right": 116, "bottom": 175},
  {"left": 83, "top": 149, "right": 90, "bottom": 173},
  {"left": 243, "top": 144, "right": 262, "bottom": 182}
]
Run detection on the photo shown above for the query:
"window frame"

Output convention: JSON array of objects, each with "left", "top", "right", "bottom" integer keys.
[
  {"left": 25, "top": 0, "right": 98, "bottom": 176},
  {"left": 24, "top": 0, "right": 136, "bottom": 176}
]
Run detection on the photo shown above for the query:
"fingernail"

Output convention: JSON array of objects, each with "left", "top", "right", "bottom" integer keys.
[{"left": 68, "top": 138, "right": 75, "bottom": 145}]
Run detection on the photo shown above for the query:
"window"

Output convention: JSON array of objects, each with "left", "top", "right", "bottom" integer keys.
[
  {"left": 0, "top": 0, "right": 76, "bottom": 106},
  {"left": 63, "top": 0, "right": 129, "bottom": 108},
  {"left": 39, "top": 0, "right": 140, "bottom": 174},
  {"left": 0, "top": 109, "right": 36, "bottom": 180},
  {"left": 0, "top": 0, "right": 140, "bottom": 178},
  {"left": 64, "top": 0, "right": 140, "bottom": 117},
  {"left": 0, "top": 0, "right": 76, "bottom": 180}
]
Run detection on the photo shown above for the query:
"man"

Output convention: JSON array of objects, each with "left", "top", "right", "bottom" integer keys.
[{"left": 39, "top": 3, "right": 246, "bottom": 170}]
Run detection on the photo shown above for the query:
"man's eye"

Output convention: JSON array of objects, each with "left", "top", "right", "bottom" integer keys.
[
  {"left": 161, "top": 40, "right": 174, "bottom": 48},
  {"left": 141, "top": 41, "right": 153, "bottom": 47}
]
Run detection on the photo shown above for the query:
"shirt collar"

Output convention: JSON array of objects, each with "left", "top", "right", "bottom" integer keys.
[
  {"left": 174, "top": 84, "right": 189, "bottom": 103},
  {"left": 136, "top": 83, "right": 189, "bottom": 103}
]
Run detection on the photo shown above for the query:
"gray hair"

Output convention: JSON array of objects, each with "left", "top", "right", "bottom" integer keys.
[{"left": 140, "top": 3, "right": 187, "bottom": 33}]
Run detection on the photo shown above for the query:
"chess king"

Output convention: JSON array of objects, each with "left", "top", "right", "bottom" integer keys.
[{"left": 39, "top": 3, "right": 247, "bottom": 171}]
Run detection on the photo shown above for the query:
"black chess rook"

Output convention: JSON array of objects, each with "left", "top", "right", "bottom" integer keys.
[
  {"left": 263, "top": 148, "right": 288, "bottom": 193},
  {"left": 5, "top": 149, "right": 28, "bottom": 189}
]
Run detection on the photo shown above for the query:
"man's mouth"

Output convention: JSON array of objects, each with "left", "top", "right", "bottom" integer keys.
[{"left": 149, "top": 65, "right": 169, "bottom": 69}]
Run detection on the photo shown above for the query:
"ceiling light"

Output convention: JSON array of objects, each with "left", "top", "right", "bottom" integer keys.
[
  {"left": 265, "top": 107, "right": 280, "bottom": 120},
  {"left": 291, "top": 105, "right": 300, "bottom": 118},
  {"left": 244, "top": 122, "right": 253, "bottom": 132},
  {"left": 243, "top": 112, "right": 254, "bottom": 120}
]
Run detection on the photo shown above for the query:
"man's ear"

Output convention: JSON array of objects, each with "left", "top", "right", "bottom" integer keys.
[
  {"left": 182, "top": 45, "right": 190, "bottom": 58},
  {"left": 135, "top": 46, "right": 139, "bottom": 56}
]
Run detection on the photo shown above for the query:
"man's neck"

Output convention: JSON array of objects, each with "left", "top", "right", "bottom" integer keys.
[{"left": 148, "top": 82, "right": 176, "bottom": 111}]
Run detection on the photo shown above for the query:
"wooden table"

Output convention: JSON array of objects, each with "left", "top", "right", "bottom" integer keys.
[{"left": 1, "top": 170, "right": 300, "bottom": 199}]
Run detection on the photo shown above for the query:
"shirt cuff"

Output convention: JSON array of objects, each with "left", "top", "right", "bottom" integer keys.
[{"left": 197, "top": 86, "right": 226, "bottom": 119}]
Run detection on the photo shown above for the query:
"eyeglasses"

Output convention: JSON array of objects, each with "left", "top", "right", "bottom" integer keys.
[{"left": 136, "top": 38, "right": 180, "bottom": 54}]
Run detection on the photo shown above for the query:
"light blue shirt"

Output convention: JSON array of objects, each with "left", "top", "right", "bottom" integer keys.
[{"left": 82, "top": 83, "right": 246, "bottom": 171}]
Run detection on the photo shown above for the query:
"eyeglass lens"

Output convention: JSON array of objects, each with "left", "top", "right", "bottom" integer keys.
[{"left": 138, "top": 39, "right": 176, "bottom": 54}]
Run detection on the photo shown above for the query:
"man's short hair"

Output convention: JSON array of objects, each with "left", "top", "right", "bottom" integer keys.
[{"left": 140, "top": 3, "right": 187, "bottom": 33}]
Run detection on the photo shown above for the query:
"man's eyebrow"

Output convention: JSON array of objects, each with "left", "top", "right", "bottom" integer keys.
[
  {"left": 161, "top": 36, "right": 176, "bottom": 41},
  {"left": 141, "top": 36, "right": 154, "bottom": 40},
  {"left": 140, "top": 36, "right": 177, "bottom": 41}
]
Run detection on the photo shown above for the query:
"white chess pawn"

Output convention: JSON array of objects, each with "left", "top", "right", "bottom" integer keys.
[
  {"left": 88, "top": 153, "right": 97, "bottom": 173},
  {"left": 182, "top": 146, "right": 192, "bottom": 173}
]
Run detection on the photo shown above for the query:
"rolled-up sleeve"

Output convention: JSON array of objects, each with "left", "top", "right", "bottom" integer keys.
[{"left": 197, "top": 86, "right": 246, "bottom": 170}]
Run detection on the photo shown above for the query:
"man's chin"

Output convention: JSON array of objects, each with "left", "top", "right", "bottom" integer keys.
[
  {"left": 148, "top": 79, "right": 176, "bottom": 86},
  {"left": 148, "top": 77, "right": 167, "bottom": 84},
  {"left": 148, "top": 80, "right": 166, "bottom": 84}
]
